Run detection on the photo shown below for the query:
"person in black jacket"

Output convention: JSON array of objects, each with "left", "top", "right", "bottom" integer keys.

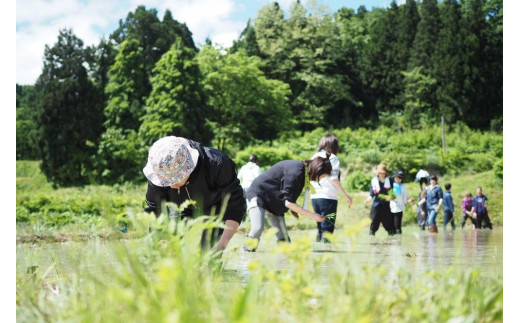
[
  {"left": 143, "top": 136, "right": 246, "bottom": 250},
  {"left": 243, "top": 158, "right": 331, "bottom": 251}
]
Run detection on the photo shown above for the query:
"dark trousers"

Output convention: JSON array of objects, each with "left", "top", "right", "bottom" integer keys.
[
  {"left": 476, "top": 210, "right": 493, "bottom": 229},
  {"left": 461, "top": 214, "right": 476, "bottom": 228},
  {"left": 393, "top": 212, "right": 403, "bottom": 234},
  {"left": 370, "top": 202, "right": 395, "bottom": 235},
  {"left": 443, "top": 210, "right": 456, "bottom": 230},
  {"left": 312, "top": 198, "right": 338, "bottom": 242}
]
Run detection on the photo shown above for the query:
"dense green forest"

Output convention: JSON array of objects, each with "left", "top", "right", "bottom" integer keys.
[{"left": 16, "top": 0, "right": 503, "bottom": 186}]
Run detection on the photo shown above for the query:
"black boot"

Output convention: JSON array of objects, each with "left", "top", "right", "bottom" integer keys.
[{"left": 369, "top": 230, "right": 376, "bottom": 236}]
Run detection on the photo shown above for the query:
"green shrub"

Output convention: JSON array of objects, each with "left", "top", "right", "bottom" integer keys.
[
  {"left": 345, "top": 171, "right": 373, "bottom": 191},
  {"left": 234, "top": 146, "right": 299, "bottom": 168},
  {"left": 493, "top": 159, "right": 503, "bottom": 180}
]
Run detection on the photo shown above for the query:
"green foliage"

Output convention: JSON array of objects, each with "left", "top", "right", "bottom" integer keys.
[
  {"left": 139, "top": 40, "right": 211, "bottom": 146},
  {"left": 35, "top": 29, "right": 104, "bottom": 186},
  {"left": 235, "top": 146, "right": 298, "bottom": 168},
  {"left": 197, "top": 46, "right": 292, "bottom": 151},
  {"left": 493, "top": 159, "right": 503, "bottom": 180},
  {"left": 16, "top": 217, "right": 503, "bottom": 322},
  {"left": 16, "top": 84, "right": 40, "bottom": 160},
  {"left": 345, "top": 170, "right": 372, "bottom": 191}
]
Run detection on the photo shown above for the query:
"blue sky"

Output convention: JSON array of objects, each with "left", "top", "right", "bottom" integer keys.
[{"left": 16, "top": 0, "right": 397, "bottom": 85}]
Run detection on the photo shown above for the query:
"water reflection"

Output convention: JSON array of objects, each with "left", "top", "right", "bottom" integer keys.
[{"left": 224, "top": 227, "right": 502, "bottom": 279}]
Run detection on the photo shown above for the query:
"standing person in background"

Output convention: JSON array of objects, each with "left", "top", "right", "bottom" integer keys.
[
  {"left": 461, "top": 193, "right": 476, "bottom": 229},
  {"left": 443, "top": 183, "right": 456, "bottom": 230},
  {"left": 416, "top": 189, "right": 428, "bottom": 230},
  {"left": 143, "top": 136, "right": 246, "bottom": 251},
  {"left": 473, "top": 186, "right": 493, "bottom": 229},
  {"left": 243, "top": 158, "right": 332, "bottom": 252},
  {"left": 364, "top": 164, "right": 396, "bottom": 236},
  {"left": 416, "top": 169, "right": 430, "bottom": 190},
  {"left": 389, "top": 170, "right": 413, "bottom": 234},
  {"left": 237, "top": 154, "right": 262, "bottom": 198},
  {"left": 418, "top": 175, "right": 443, "bottom": 233},
  {"left": 310, "top": 134, "right": 353, "bottom": 242}
]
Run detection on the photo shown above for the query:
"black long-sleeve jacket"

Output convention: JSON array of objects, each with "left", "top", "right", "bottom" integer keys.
[
  {"left": 246, "top": 160, "right": 306, "bottom": 216},
  {"left": 145, "top": 139, "right": 246, "bottom": 224}
]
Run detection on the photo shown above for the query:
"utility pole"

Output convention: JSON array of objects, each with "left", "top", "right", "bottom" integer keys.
[{"left": 441, "top": 116, "right": 446, "bottom": 153}]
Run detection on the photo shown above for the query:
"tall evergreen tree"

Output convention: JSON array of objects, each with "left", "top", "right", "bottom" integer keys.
[
  {"left": 16, "top": 84, "right": 40, "bottom": 160},
  {"left": 35, "top": 29, "right": 104, "bottom": 185},
  {"left": 138, "top": 41, "right": 210, "bottom": 147},
  {"left": 407, "top": 0, "right": 441, "bottom": 118},
  {"left": 432, "top": 0, "right": 465, "bottom": 123},
  {"left": 460, "top": 0, "right": 502, "bottom": 129},
  {"left": 95, "top": 38, "right": 147, "bottom": 183},
  {"left": 409, "top": 0, "right": 441, "bottom": 71}
]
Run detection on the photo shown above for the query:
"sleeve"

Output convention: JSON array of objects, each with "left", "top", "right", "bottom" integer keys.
[
  {"left": 211, "top": 156, "right": 247, "bottom": 224},
  {"left": 369, "top": 182, "right": 375, "bottom": 198},
  {"left": 280, "top": 169, "right": 305, "bottom": 204},
  {"left": 437, "top": 187, "right": 444, "bottom": 200},
  {"left": 145, "top": 181, "right": 167, "bottom": 216},
  {"left": 329, "top": 154, "right": 340, "bottom": 180}
]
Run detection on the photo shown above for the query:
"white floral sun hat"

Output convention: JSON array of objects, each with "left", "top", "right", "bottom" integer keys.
[{"left": 143, "top": 136, "right": 200, "bottom": 187}]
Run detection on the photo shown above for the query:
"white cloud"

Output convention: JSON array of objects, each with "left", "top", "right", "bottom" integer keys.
[{"left": 16, "top": 0, "right": 248, "bottom": 84}]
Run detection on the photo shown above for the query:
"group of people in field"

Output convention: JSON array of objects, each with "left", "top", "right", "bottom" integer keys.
[
  {"left": 366, "top": 166, "right": 493, "bottom": 236},
  {"left": 415, "top": 173, "right": 493, "bottom": 232},
  {"left": 141, "top": 134, "right": 492, "bottom": 252}
]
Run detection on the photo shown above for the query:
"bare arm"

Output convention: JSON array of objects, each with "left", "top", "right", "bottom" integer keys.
[
  {"left": 331, "top": 178, "right": 353, "bottom": 207},
  {"left": 286, "top": 201, "right": 325, "bottom": 222},
  {"left": 216, "top": 219, "right": 240, "bottom": 251}
]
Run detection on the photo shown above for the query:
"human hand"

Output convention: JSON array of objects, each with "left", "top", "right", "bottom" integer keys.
[{"left": 347, "top": 196, "right": 353, "bottom": 208}]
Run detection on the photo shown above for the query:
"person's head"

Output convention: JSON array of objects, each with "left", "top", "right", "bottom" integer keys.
[
  {"left": 466, "top": 192, "right": 473, "bottom": 200},
  {"left": 393, "top": 170, "right": 404, "bottom": 183},
  {"left": 143, "top": 136, "right": 199, "bottom": 189},
  {"left": 317, "top": 134, "right": 339, "bottom": 155},
  {"left": 306, "top": 157, "right": 332, "bottom": 182},
  {"left": 376, "top": 163, "right": 388, "bottom": 179},
  {"left": 476, "top": 186, "right": 483, "bottom": 195},
  {"left": 249, "top": 154, "right": 259, "bottom": 164},
  {"left": 445, "top": 183, "right": 451, "bottom": 190},
  {"left": 430, "top": 174, "right": 438, "bottom": 184}
]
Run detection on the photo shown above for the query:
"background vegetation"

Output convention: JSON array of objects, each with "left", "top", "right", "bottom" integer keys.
[{"left": 16, "top": 0, "right": 502, "bottom": 186}]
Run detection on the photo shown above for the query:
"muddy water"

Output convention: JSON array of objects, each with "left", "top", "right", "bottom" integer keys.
[
  {"left": 17, "top": 227, "right": 502, "bottom": 281},
  {"left": 224, "top": 227, "right": 503, "bottom": 280}
]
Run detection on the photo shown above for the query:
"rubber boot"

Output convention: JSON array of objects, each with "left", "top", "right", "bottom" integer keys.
[
  {"left": 369, "top": 230, "right": 376, "bottom": 236},
  {"left": 429, "top": 225, "right": 438, "bottom": 233},
  {"left": 396, "top": 229, "right": 402, "bottom": 235}
]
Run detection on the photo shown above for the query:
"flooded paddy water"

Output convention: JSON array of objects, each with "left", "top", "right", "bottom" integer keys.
[
  {"left": 17, "top": 227, "right": 503, "bottom": 282},
  {"left": 224, "top": 227, "right": 503, "bottom": 283}
]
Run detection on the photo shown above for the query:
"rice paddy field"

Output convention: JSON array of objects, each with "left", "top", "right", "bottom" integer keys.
[{"left": 16, "top": 161, "right": 503, "bottom": 322}]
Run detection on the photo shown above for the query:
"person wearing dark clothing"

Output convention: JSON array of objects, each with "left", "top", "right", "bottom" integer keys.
[
  {"left": 461, "top": 193, "right": 477, "bottom": 229},
  {"left": 143, "top": 136, "right": 246, "bottom": 250},
  {"left": 243, "top": 158, "right": 331, "bottom": 251},
  {"left": 443, "top": 183, "right": 455, "bottom": 230},
  {"left": 364, "top": 164, "right": 396, "bottom": 236},
  {"left": 473, "top": 186, "right": 492, "bottom": 229},
  {"left": 416, "top": 190, "right": 428, "bottom": 230}
]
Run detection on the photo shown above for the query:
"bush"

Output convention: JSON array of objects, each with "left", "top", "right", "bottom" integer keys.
[
  {"left": 493, "top": 159, "right": 503, "bottom": 180},
  {"left": 234, "top": 146, "right": 299, "bottom": 168},
  {"left": 345, "top": 171, "right": 373, "bottom": 191}
]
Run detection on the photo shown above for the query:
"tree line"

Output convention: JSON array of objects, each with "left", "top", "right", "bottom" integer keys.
[{"left": 16, "top": 0, "right": 502, "bottom": 186}]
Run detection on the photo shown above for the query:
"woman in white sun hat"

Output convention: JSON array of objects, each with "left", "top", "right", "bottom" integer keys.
[{"left": 143, "top": 136, "right": 246, "bottom": 250}]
